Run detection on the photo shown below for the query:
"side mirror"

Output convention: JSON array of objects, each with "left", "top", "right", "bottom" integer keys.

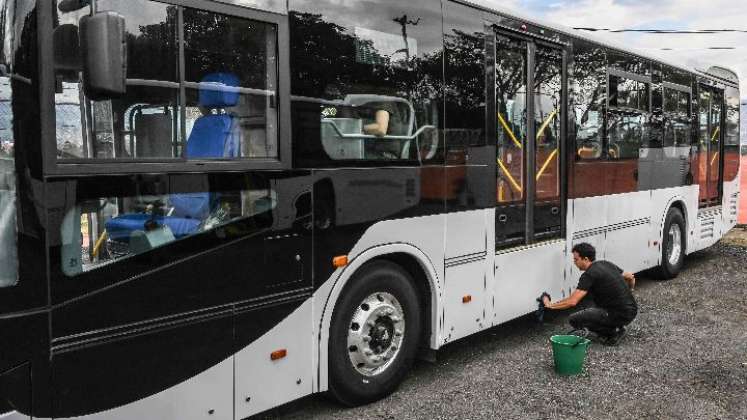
[{"left": 79, "top": 11, "right": 127, "bottom": 100}]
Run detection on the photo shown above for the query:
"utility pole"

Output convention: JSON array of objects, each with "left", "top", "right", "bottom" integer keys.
[{"left": 392, "top": 14, "right": 420, "bottom": 63}]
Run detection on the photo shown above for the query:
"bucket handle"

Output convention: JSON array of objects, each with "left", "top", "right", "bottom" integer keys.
[
  {"left": 570, "top": 338, "right": 586, "bottom": 348},
  {"left": 549, "top": 336, "right": 588, "bottom": 348}
]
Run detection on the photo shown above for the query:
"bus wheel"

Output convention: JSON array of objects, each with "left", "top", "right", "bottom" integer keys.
[
  {"left": 657, "top": 207, "right": 685, "bottom": 279},
  {"left": 328, "top": 260, "right": 422, "bottom": 406}
]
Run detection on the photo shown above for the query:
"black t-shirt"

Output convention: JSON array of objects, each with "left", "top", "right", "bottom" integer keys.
[{"left": 577, "top": 260, "right": 638, "bottom": 321}]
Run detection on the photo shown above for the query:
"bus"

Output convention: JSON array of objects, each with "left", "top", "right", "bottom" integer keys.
[{"left": 0, "top": 0, "right": 740, "bottom": 418}]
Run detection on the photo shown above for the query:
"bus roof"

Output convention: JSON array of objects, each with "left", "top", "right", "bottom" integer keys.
[{"left": 459, "top": 0, "right": 739, "bottom": 87}]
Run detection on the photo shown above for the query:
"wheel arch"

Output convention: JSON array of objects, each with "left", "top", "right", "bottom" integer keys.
[
  {"left": 659, "top": 197, "right": 689, "bottom": 255},
  {"left": 316, "top": 243, "right": 441, "bottom": 392}
]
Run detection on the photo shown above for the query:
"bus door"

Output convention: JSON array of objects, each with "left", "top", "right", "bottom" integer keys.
[
  {"left": 492, "top": 31, "right": 568, "bottom": 322},
  {"left": 494, "top": 33, "right": 565, "bottom": 248},
  {"left": 697, "top": 85, "right": 724, "bottom": 206}
]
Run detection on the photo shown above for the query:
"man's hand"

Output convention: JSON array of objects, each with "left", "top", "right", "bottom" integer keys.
[
  {"left": 543, "top": 295, "right": 551, "bottom": 307},
  {"left": 544, "top": 289, "right": 588, "bottom": 310},
  {"left": 623, "top": 272, "right": 636, "bottom": 290}
]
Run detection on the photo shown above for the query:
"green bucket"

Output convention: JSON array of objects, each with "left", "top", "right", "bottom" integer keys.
[{"left": 550, "top": 335, "right": 591, "bottom": 375}]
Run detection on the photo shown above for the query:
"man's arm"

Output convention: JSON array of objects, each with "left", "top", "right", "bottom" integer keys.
[
  {"left": 543, "top": 289, "right": 588, "bottom": 310},
  {"left": 622, "top": 272, "right": 635, "bottom": 290},
  {"left": 363, "top": 110, "right": 390, "bottom": 137}
]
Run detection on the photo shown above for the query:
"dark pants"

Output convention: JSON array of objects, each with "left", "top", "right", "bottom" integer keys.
[{"left": 569, "top": 308, "right": 632, "bottom": 338}]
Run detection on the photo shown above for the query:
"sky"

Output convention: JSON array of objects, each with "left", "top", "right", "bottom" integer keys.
[{"left": 496, "top": 0, "right": 747, "bottom": 100}]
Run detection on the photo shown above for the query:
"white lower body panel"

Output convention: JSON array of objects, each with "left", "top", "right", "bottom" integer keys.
[{"left": 493, "top": 240, "right": 566, "bottom": 325}]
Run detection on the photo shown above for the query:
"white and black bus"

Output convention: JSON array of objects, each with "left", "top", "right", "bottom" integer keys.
[{"left": 0, "top": 0, "right": 740, "bottom": 418}]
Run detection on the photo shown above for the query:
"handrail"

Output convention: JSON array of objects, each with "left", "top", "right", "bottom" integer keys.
[{"left": 322, "top": 120, "right": 436, "bottom": 141}]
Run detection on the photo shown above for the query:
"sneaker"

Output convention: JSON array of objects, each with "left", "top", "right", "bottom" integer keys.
[{"left": 601, "top": 327, "right": 627, "bottom": 346}]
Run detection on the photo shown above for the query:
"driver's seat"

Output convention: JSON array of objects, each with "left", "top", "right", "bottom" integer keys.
[{"left": 105, "top": 73, "right": 241, "bottom": 250}]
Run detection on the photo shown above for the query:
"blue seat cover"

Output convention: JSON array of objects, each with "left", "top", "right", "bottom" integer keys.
[
  {"left": 185, "top": 114, "right": 239, "bottom": 159},
  {"left": 107, "top": 72, "right": 241, "bottom": 244}
]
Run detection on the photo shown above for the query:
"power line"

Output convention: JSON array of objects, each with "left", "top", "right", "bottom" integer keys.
[
  {"left": 654, "top": 47, "right": 737, "bottom": 50},
  {"left": 574, "top": 27, "right": 747, "bottom": 34}
]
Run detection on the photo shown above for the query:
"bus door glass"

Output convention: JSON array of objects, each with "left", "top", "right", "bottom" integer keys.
[
  {"left": 495, "top": 33, "right": 564, "bottom": 248},
  {"left": 0, "top": 76, "right": 16, "bottom": 291},
  {"left": 533, "top": 45, "right": 563, "bottom": 240},
  {"left": 698, "top": 85, "right": 724, "bottom": 205},
  {"left": 708, "top": 89, "right": 724, "bottom": 203},
  {"left": 495, "top": 34, "right": 527, "bottom": 246}
]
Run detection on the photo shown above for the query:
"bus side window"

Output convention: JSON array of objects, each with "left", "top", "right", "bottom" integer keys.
[
  {"left": 60, "top": 188, "right": 278, "bottom": 276},
  {"left": 572, "top": 41, "right": 605, "bottom": 160},
  {"left": 53, "top": 0, "right": 280, "bottom": 162},
  {"left": 0, "top": 154, "right": 16, "bottom": 286}
]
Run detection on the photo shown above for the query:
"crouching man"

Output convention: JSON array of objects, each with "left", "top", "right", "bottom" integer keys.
[{"left": 543, "top": 242, "right": 638, "bottom": 345}]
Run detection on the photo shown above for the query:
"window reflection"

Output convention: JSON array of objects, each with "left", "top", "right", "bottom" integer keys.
[
  {"left": 289, "top": 3, "right": 443, "bottom": 166},
  {"left": 0, "top": 0, "right": 36, "bottom": 288},
  {"left": 53, "top": 0, "right": 279, "bottom": 161},
  {"left": 495, "top": 36, "right": 526, "bottom": 204},
  {"left": 608, "top": 113, "right": 646, "bottom": 159},
  {"left": 572, "top": 42, "right": 605, "bottom": 160},
  {"left": 61, "top": 188, "right": 277, "bottom": 276},
  {"left": 609, "top": 76, "right": 649, "bottom": 111},
  {"left": 663, "top": 87, "right": 691, "bottom": 147},
  {"left": 534, "top": 46, "right": 561, "bottom": 203}
]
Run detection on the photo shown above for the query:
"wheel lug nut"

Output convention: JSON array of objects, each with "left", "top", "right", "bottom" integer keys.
[
  {"left": 391, "top": 345, "right": 398, "bottom": 351},
  {"left": 367, "top": 320, "right": 376, "bottom": 327},
  {"left": 394, "top": 330, "right": 402, "bottom": 336},
  {"left": 364, "top": 349, "right": 373, "bottom": 356},
  {"left": 362, "top": 335, "right": 371, "bottom": 342},
  {"left": 391, "top": 317, "right": 401, "bottom": 322}
]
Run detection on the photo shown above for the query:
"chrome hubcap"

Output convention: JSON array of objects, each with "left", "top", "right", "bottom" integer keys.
[
  {"left": 346, "top": 292, "right": 405, "bottom": 377},
  {"left": 667, "top": 223, "right": 682, "bottom": 266}
]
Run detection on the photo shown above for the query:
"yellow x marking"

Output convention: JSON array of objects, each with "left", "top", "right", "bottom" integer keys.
[
  {"left": 536, "top": 149, "right": 559, "bottom": 180},
  {"left": 497, "top": 158, "right": 522, "bottom": 193},
  {"left": 497, "top": 113, "right": 522, "bottom": 148},
  {"left": 536, "top": 110, "right": 558, "bottom": 143},
  {"left": 496, "top": 109, "right": 559, "bottom": 195}
]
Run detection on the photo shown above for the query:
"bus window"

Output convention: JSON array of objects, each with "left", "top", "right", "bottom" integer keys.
[
  {"left": 55, "top": 84, "right": 85, "bottom": 158},
  {"left": 53, "top": 0, "right": 279, "bottom": 161},
  {"left": 182, "top": 8, "right": 278, "bottom": 159},
  {"left": 571, "top": 41, "right": 605, "bottom": 160},
  {"left": 0, "top": 88, "right": 16, "bottom": 287},
  {"left": 607, "top": 112, "right": 646, "bottom": 159},
  {"left": 61, "top": 187, "right": 277, "bottom": 276},
  {"left": 609, "top": 75, "right": 649, "bottom": 112},
  {"left": 724, "top": 86, "right": 740, "bottom": 182},
  {"left": 319, "top": 96, "right": 420, "bottom": 160},
  {"left": 607, "top": 72, "right": 650, "bottom": 159},
  {"left": 289, "top": 1, "right": 443, "bottom": 166},
  {"left": 663, "top": 87, "right": 691, "bottom": 148}
]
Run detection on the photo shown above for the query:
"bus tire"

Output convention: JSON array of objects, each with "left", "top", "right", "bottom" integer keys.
[
  {"left": 657, "top": 207, "right": 685, "bottom": 279},
  {"left": 328, "top": 260, "right": 422, "bottom": 406}
]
